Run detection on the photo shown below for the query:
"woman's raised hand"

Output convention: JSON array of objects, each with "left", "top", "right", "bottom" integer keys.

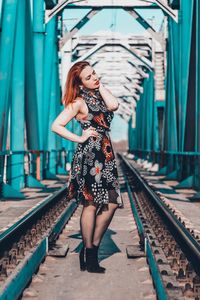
[{"left": 80, "top": 126, "right": 98, "bottom": 143}]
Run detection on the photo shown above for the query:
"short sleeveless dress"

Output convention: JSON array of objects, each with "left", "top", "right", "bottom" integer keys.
[{"left": 66, "top": 86, "right": 124, "bottom": 212}]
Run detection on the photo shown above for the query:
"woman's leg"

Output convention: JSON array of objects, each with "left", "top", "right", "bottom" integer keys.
[
  {"left": 80, "top": 204, "right": 106, "bottom": 273},
  {"left": 80, "top": 204, "right": 97, "bottom": 248},
  {"left": 92, "top": 203, "right": 118, "bottom": 246}
]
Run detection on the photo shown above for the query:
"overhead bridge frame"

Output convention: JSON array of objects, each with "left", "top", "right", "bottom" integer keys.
[
  {"left": 72, "top": 41, "right": 153, "bottom": 70},
  {"left": 45, "top": 0, "right": 178, "bottom": 24}
]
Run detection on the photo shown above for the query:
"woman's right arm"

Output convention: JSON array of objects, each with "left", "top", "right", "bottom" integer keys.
[{"left": 51, "top": 99, "right": 98, "bottom": 143}]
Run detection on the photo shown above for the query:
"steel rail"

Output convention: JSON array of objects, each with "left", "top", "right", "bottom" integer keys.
[
  {"left": 120, "top": 154, "right": 200, "bottom": 275},
  {"left": 0, "top": 185, "right": 68, "bottom": 257},
  {"left": 0, "top": 185, "right": 78, "bottom": 299}
]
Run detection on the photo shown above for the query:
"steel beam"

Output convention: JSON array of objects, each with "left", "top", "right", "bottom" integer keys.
[
  {"left": 45, "top": 0, "right": 159, "bottom": 23},
  {"left": 66, "top": 4, "right": 158, "bottom": 9},
  {"left": 135, "top": 71, "right": 157, "bottom": 151},
  {"left": 152, "top": 0, "right": 178, "bottom": 22},
  {"left": 25, "top": 0, "right": 40, "bottom": 151},
  {"left": 47, "top": 46, "right": 59, "bottom": 176},
  {"left": 73, "top": 41, "right": 153, "bottom": 70},
  {"left": 10, "top": 0, "right": 25, "bottom": 194},
  {"left": 124, "top": 8, "right": 164, "bottom": 46},
  {"left": 177, "top": 1, "right": 193, "bottom": 151},
  {"left": 61, "top": 9, "right": 101, "bottom": 48},
  {"left": 33, "top": 0, "right": 45, "bottom": 138},
  {"left": 45, "top": 0, "right": 57, "bottom": 9},
  {"left": 33, "top": 0, "right": 46, "bottom": 179},
  {"left": 45, "top": 0, "right": 70, "bottom": 23},
  {"left": 133, "top": 83, "right": 144, "bottom": 93},
  {"left": 128, "top": 61, "right": 149, "bottom": 78},
  {"left": 197, "top": 0, "right": 200, "bottom": 152},
  {"left": 0, "top": 0, "right": 18, "bottom": 151},
  {"left": 0, "top": 0, "right": 3, "bottom": 31},
  {"left": 43, "top": 17, "right": 57, "bottom": 150}
]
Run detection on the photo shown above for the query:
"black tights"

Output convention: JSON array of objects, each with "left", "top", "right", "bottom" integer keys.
[{"left": 80, "top": 203, "right": 118, "bottom": 248}]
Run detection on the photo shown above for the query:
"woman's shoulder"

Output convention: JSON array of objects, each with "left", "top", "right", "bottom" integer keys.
[
  {"left": 74, "top": 96, "right": 84, "bottom": 103},
  {"left": 64, "top": 97, "right": 84, "bottom": 113},
  {"left": 73, "top": 96, "right": 85, "bottom": 109},
  {"left": 67, "top": 97, "right": 84, "bottom": 108}
]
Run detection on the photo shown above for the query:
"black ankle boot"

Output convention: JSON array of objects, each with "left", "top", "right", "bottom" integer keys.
[
  {"left": 92, "top": 244, "right": 106, "bottom": 271},
  {"left": 85, "top": 248, "right": 105, "bottom": 273},
  {"left": 79, "top": 244, "right": 86, "bottom": 271}
]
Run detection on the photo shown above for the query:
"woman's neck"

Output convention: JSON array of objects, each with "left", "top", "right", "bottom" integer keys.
[{"left": 80, "top": 86, "right": 99, "bottom": 96}]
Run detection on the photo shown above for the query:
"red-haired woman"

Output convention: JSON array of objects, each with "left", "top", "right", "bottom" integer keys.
[{"left": 51, "top": 61, "right": 123, "bottom": 273}]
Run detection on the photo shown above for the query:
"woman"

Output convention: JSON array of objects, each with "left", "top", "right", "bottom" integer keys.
[{"left": 51, "top": 61, "right": 123, "bottom": 273}]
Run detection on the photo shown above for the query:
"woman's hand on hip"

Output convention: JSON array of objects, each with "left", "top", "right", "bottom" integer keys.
[{"left": 79, "top": 127, "right": 98, "bottom": 143}]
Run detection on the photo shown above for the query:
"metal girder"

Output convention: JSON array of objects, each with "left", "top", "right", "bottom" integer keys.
[
  {"left": 118, "top": 105, "right": 131, "bottom": 114},
  {"left": 33, "top": 0, "right": 45, "bottom": 151},
  {"left": 103, "top": 79, "right": 133, "bottom": 86},
  {"left": 48, "top": 45, "right": 60, "bottom": 154},
  {"left": 45, "top": 0, "right": 57, "bottom": 9},
  {"left": 125, "top": 96, "right": 137, "bottom": 105},
  {"left": 25, "top": 0, "right": 41, "bottom": 151},
  {"left": 126, "top": 75, "right": 142, "bottom": 81},
  {"left": 11, "top": 0, "right": 26, "bottom": 191},
  {"left": 0, "top": 0, "right": 18, "bottom": 150},
  {"left": 121, "top": 93, "right": 140, "bottom": 98},
  {"left": 43, "top": 18, "right": 57, "bottom": 150},
  {"left": 45, "top": 0, "right": 178, "bottom": 24},
  {"left": 120, "top": 96, "right": 138, "bottom": 104},
  {"left": 0, "top": 1, "right": 3, "bottom": 29},
  {"left": 45, "top": 0, "right": 159, "bottom": 23},
  {"left": 169, "top": 0, "right": 180, "bottom": 9},
  {"left": 101, "top": 76, "right": 141, "bottom": 82},
  {"left": 73, "top": 40, "right": 153, "bottom": 70},
  {"left": 45, "top": 0, "right": 179, "bottom": 25},
  {"left": 124, "top": 84, "right": 131, "bottom": 92},
  {"left": 66, "top": 0, "right": 158, "bottom": 8},
  {"left": 45, "top": 0, "right": 70, "bottom": 23},
  {"left": 123, "top": 85, "right": 143, "bottom": 97},
  {"left": 133, "top": 83, "right": 144, "bottom": 93},
  {"left": 61, "top": 9, "right": 101, "bottom": 49},
  {"left": 100, "top": 72, "right": 140, "bottom": 78},
  {"left": 69, "top": 36, "right": 151, "bottom": 102},
  {"left": 118, "top": 100, "right": 132, "bottom": 108},
  {"left": 72, "top": 51, "right": 148, "bottom": 114},
  {"left": 117, "top": 112, "right": 131, "bottom": 122},
  {"left": 128, "top": 60, "right": 149, "bottom": 78},
  {"left": 132, "top": 94, "right": 140, "bottom": 101},
  {"left": 118, "top": 106, "right": 132, "bottom": 116},
  {"left": 124, "top": 8, "right": 164, "bottom": 46},
  {"left": 72, "top": 37, "right": 152, "bottom": 53},
  {"left": 124, "top": 89, "right": 139, "bottom": 97},
  {"left": 118, "top": 108, "right": 132, "bottom": 121},
  {"left": 152, "top": 0, "right": 178, "bottom": 22}
]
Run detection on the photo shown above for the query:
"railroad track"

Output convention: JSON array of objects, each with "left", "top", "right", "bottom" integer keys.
[
  {"left": 0, "top": 185, "right": 77, "bottom": 300},
  {"left": 1, "top": 154, "right": 200, "bottom": 300},
  {"left": 119, "top": 154, "right": 200, "bottom": 300}
]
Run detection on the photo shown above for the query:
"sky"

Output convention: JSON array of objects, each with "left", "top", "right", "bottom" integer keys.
[
  {"left": 63, "top": 6, "right": 164, "bottom": 142},
  {"left": 63, "top": 8, "right": 164, "bottom": 35}
]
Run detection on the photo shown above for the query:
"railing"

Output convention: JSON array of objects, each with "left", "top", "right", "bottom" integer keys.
[
  {"left": 0, "top": 149, "right": 75, "bottom": 200},
  {"left": 131, "top": 149, "right": 200, "bottom": 191}
]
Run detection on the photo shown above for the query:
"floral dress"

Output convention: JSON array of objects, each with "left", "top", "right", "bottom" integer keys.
[{"left": 66, "top": 86, "right": 124, "bottom": 212}]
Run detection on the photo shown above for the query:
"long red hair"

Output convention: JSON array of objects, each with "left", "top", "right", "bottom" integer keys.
[{"left": 62, "top": 61, "right": 90, "bottom": 107}]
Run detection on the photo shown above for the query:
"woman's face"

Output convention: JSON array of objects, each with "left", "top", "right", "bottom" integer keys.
[{"left": 79, "top": 65, "right": 100, "bottom": 90}]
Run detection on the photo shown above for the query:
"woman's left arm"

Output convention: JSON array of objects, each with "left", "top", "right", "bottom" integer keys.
[{"left": 99, "top": 83, "right": 119, "bottom": 111}]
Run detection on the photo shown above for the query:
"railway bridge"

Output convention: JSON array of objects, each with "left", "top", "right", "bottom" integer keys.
[{"left": 0, "top": 1, "right": 200, "bottom": 299}]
